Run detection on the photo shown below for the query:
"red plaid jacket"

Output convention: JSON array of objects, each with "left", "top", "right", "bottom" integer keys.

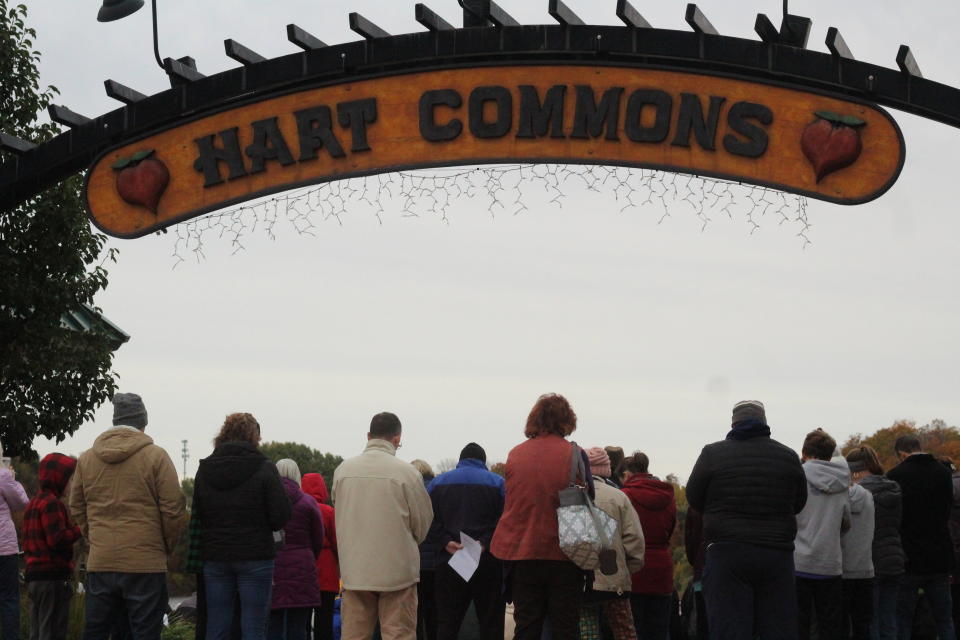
[{"left": 23, "top": 453, "right": 81, "bottom": 580}]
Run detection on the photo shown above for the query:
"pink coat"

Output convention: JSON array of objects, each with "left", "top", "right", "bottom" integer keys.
[{"left": 0, "top": 469, "right": 29, "bottom": 556}]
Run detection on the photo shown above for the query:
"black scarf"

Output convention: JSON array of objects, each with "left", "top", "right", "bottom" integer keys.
[{"left": 726, "top": 419, "right": 771, "bottom": 441}]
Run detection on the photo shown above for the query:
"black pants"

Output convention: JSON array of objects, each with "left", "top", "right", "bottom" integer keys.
[
  {"left": 27, "top": 579, "right": 73, "bottom": 640},
  {"left": 435, "top": 555, "right": 504, "bottom": 640},
  {"left": 0, "top": 555, "right": 20, "bottom": 640},
  {"left": 311, "top": 591, "right": 337, "bottom": 640},
  {"left": 511, "top": 560, "right": 584, "bottom": 640},
  {"left": 418, "top": 571, "right": 437, "bottom": 640},
  {"left": 703, "top": 542, "right": 798, "bottom": 640},
  {"left": 82, "top": 572, "right": 168, "bottom": 640},
  {"left": 843, "top": 578, "right": 874, "bottom": 640},
  {"left": 797, "top": 576, "right": 843, "bottom": 640}
]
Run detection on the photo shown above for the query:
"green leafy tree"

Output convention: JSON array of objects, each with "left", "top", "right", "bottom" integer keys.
[
  {"left": 0, "top": 0, "right": 118, "bottom": 458},
  {"left": 260, "top": 441, "right": 343, "bottom": 490}
]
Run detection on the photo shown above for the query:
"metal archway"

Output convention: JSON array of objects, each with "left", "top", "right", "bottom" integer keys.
[{"left": 0, "top": 1, "right": 954, "bottom": 216}]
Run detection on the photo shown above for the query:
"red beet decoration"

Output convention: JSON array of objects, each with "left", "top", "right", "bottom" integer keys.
[
  {"left": 801, "top": 111, "right": 866, "bottom": 183},
  {"left": 113, "top": 150, "right": 170, "bottom": 214}
]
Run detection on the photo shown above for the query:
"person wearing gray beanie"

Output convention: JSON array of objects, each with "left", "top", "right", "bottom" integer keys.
[
  {"left": 112, "top": 393, "right": 148, "bottom": 430},
  {"left": 70, "top": 391, "right": 185, "bottom": 639}
]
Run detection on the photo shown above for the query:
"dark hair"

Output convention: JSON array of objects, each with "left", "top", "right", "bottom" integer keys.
[
  {"left": 524, "top": 394, "right": 577, "bottom": 438},
  {"left": 845, "top": 445, "right": 884, "bottom": 475},
  {"left": 605, "top": 446, "right": 625, "bottom": 477},
  {"left": 802, "top": 429, "right": 836, "bottom": 461},
  {"left": 214, "top": 413, "right": 261, "bottom": 448},
  {"left": 894, "top": 434, "right": 921, "bottom": 454},
  {"left": 619, "top": 451, "right": 649, "bottom": 476},
  {"left": 370, "top": 412, "right": 402, "bottom": 438}
]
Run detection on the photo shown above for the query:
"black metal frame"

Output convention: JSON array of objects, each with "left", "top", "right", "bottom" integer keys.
[{"left": 1, "top": 3, "right": 953, "bottom": 210}]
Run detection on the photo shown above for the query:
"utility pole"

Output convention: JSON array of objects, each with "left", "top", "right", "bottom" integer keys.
[{"left": 181, "top": 439, "right": 189, "bottom": 479}]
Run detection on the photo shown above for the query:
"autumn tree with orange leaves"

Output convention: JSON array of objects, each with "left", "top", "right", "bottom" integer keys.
[{"left": 842, "top": 419, "right": 960, "bottom": 473}]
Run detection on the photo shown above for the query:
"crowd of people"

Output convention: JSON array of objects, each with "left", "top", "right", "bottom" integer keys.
[{"left": 0, "top": 393, "right": 958, "bottom": 640}]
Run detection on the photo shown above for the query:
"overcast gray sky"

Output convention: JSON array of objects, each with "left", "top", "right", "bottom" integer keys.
[{"left": 24, "top": 0, "right": 960, "bottom": 481}]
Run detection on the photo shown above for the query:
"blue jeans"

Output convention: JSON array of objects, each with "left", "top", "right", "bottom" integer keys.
[
  {"left": 204, "top": 560, "right": 275, "bottom": 640},
  {"left": 0, "top": 555, "right": 19, "bottom": 640},
  {"left": 896, "top": 573, "right": 955, "bottom": 640},
  {"left": 873, "top": 575, "right": 901, "bottom": 640},
  {"left": 82, "top": 572, "right": 167, "bottom": 640}
]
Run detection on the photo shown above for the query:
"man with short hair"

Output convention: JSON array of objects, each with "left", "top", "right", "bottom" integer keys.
[
  {"left": 794, "top": 429, "right": 851, "bottom": 640},
  {"left": 428, "top": 443, "right": 505, "bottom": 640},
  {"left": 69, "top": 393, "right": 187, "bottom": 640},
  {"left": 686, "top": 400, "right": 807, "bottom": 640},
  {"left": 333, "top": 412, "right": 434, "bottom": 640},
  {"left": 887, "top": 434, "right": 956, "bottom": 640}
]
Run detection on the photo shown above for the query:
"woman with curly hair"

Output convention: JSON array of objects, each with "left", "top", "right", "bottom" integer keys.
[
  {"left": 491, "top": 393, "right": 593, "bottom": 640},
  {"left": 194, "top": 413, "right": 292, "bottom": 640}
]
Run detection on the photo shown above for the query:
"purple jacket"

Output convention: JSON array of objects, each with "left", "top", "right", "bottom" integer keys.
[
  {"left": 271, "top": 478, "right": 324, "bottom": 609},
  {"left": 0, "top": 469, "right": 29, "bottom": 556}
]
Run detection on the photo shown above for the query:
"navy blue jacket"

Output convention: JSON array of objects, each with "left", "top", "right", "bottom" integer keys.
[{"left": 427, "top": 459, "right": 505, "bottom": 563}]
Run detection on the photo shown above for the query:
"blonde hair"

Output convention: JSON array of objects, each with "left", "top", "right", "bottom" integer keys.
[
  {"left": 411, "top": 459, "right": 434, "bottom": 478},
  {"left": 276, "top": 458, "right": 301, "bottom": 485}
]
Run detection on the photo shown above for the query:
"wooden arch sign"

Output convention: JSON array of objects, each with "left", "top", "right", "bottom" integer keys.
[{"left": 85, "top": 64, "right": 905, "bottom": 238}]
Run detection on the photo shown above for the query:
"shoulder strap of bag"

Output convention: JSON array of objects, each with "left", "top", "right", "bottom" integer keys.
[
  {"left": 568, "top": 442, "right": 612, "bottom": 549},
  {"left": 568, "top": 441, "right": 585, "bottom": 486}
]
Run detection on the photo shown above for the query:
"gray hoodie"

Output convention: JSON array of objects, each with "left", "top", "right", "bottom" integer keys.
[
  {"left": 842, "top": 483, "right": 875, "bottom": 579},
  {"left": 795, "top": 457, "right": 851, "bottom": 576}
]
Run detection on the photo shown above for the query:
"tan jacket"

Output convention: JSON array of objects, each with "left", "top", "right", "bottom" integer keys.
[
  {"left": 69, "top": 427, "right": 187, "bottom": 573},
  {"left": 592, "top": 481, "right": 645, "bottom": 594},
  {"left": 332, "top": 439, "right": 433, "bottom": 591}
]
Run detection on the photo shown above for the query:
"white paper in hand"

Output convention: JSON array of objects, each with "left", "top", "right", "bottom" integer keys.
[{"left": 448, "top": 531, "right": 483, "bottom": 582}]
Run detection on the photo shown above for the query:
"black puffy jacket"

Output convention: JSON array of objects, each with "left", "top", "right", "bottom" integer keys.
[
  {"left": 194, "top": 442, "right": 291, "bottom": 562},
  {"left": 686, "top": 435, "right": 807, "bottom": 550},
  {"left": 887, "top": 453, "right": 954, "bottom": 574},
  {"left": 859, "top": 474, "right": 904, "bottom": 576}
]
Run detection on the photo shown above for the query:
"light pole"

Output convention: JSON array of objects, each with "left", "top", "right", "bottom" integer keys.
[
  {"left": 181, "top": 439, "right": 189, "bottom": 479},
  {"left": 97, "top": 0, "right": 164, "bottom": 70}
]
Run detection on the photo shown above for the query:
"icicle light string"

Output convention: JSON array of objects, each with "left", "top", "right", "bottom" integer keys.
[{"left": 171, "top": 165, "right": 811, "bottom": 267}]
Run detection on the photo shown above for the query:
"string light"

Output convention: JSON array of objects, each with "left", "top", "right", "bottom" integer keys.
[{"left": 171, "top": 165, "right": 811, "bottom": 267}]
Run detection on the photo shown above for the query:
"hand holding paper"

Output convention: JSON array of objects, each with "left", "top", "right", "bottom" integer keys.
[{"left": 447, "top": 532, "right": 483, "bottom": 582}]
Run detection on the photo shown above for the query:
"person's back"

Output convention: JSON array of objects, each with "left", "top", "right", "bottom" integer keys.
[
  {"left": 333, "top": 412, "right": 433, "bottom": 640},
  {"left": 23, "top": 453, "right": 80, "bottom": 640},
  {"left": 68, "top": 393, "right": 186, "bottom": 640},
  {"left": 0, "top": 440, "right": 28, "bottom": 640},
  {"left": 687, "top": 435, "right": 807, "bottom": 550},
  {"left": 685, "top": 400, "right": 807, "bottom": 640},
  {"left": 428, "top": 443, "right": 506, "bottom": 640},
  {"left": 886, "top": 434, "right": 955, "bottom": 640},
  {"left": 302, "top": 473, "right": 340, "bottom": 640}
]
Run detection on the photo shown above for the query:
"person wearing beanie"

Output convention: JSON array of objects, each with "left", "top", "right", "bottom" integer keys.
[
  {"left": 69, "top": 392, "right": 187, "bottom": 640},
  {"left": 23, "top": 454, "right": 82, "bottom": 640},
  {"left": 686, "top": 400, "right": 807, "bottom": 640},
  {"left": 579, "top": 447, "right": 645, "bottom": 640},
  {"left": 587, "top": 447, "right": 616, "bottom": 487},
  {"left": 427, "top": 442, "right": 506, "bottom": 640}
]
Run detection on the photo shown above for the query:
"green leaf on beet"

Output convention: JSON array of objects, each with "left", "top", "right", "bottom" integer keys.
[
  {"left": 111, "top": 156, "right": 132, "bottom": 170},
  {"left": 838, "top": 114, "right": 867, "bottom": 128},
  {"left": 131, "top": 149, "right": 155, "bottom": 161},
  {"left": 814, "top": 110, "right": 842, "bottom": 123}
]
